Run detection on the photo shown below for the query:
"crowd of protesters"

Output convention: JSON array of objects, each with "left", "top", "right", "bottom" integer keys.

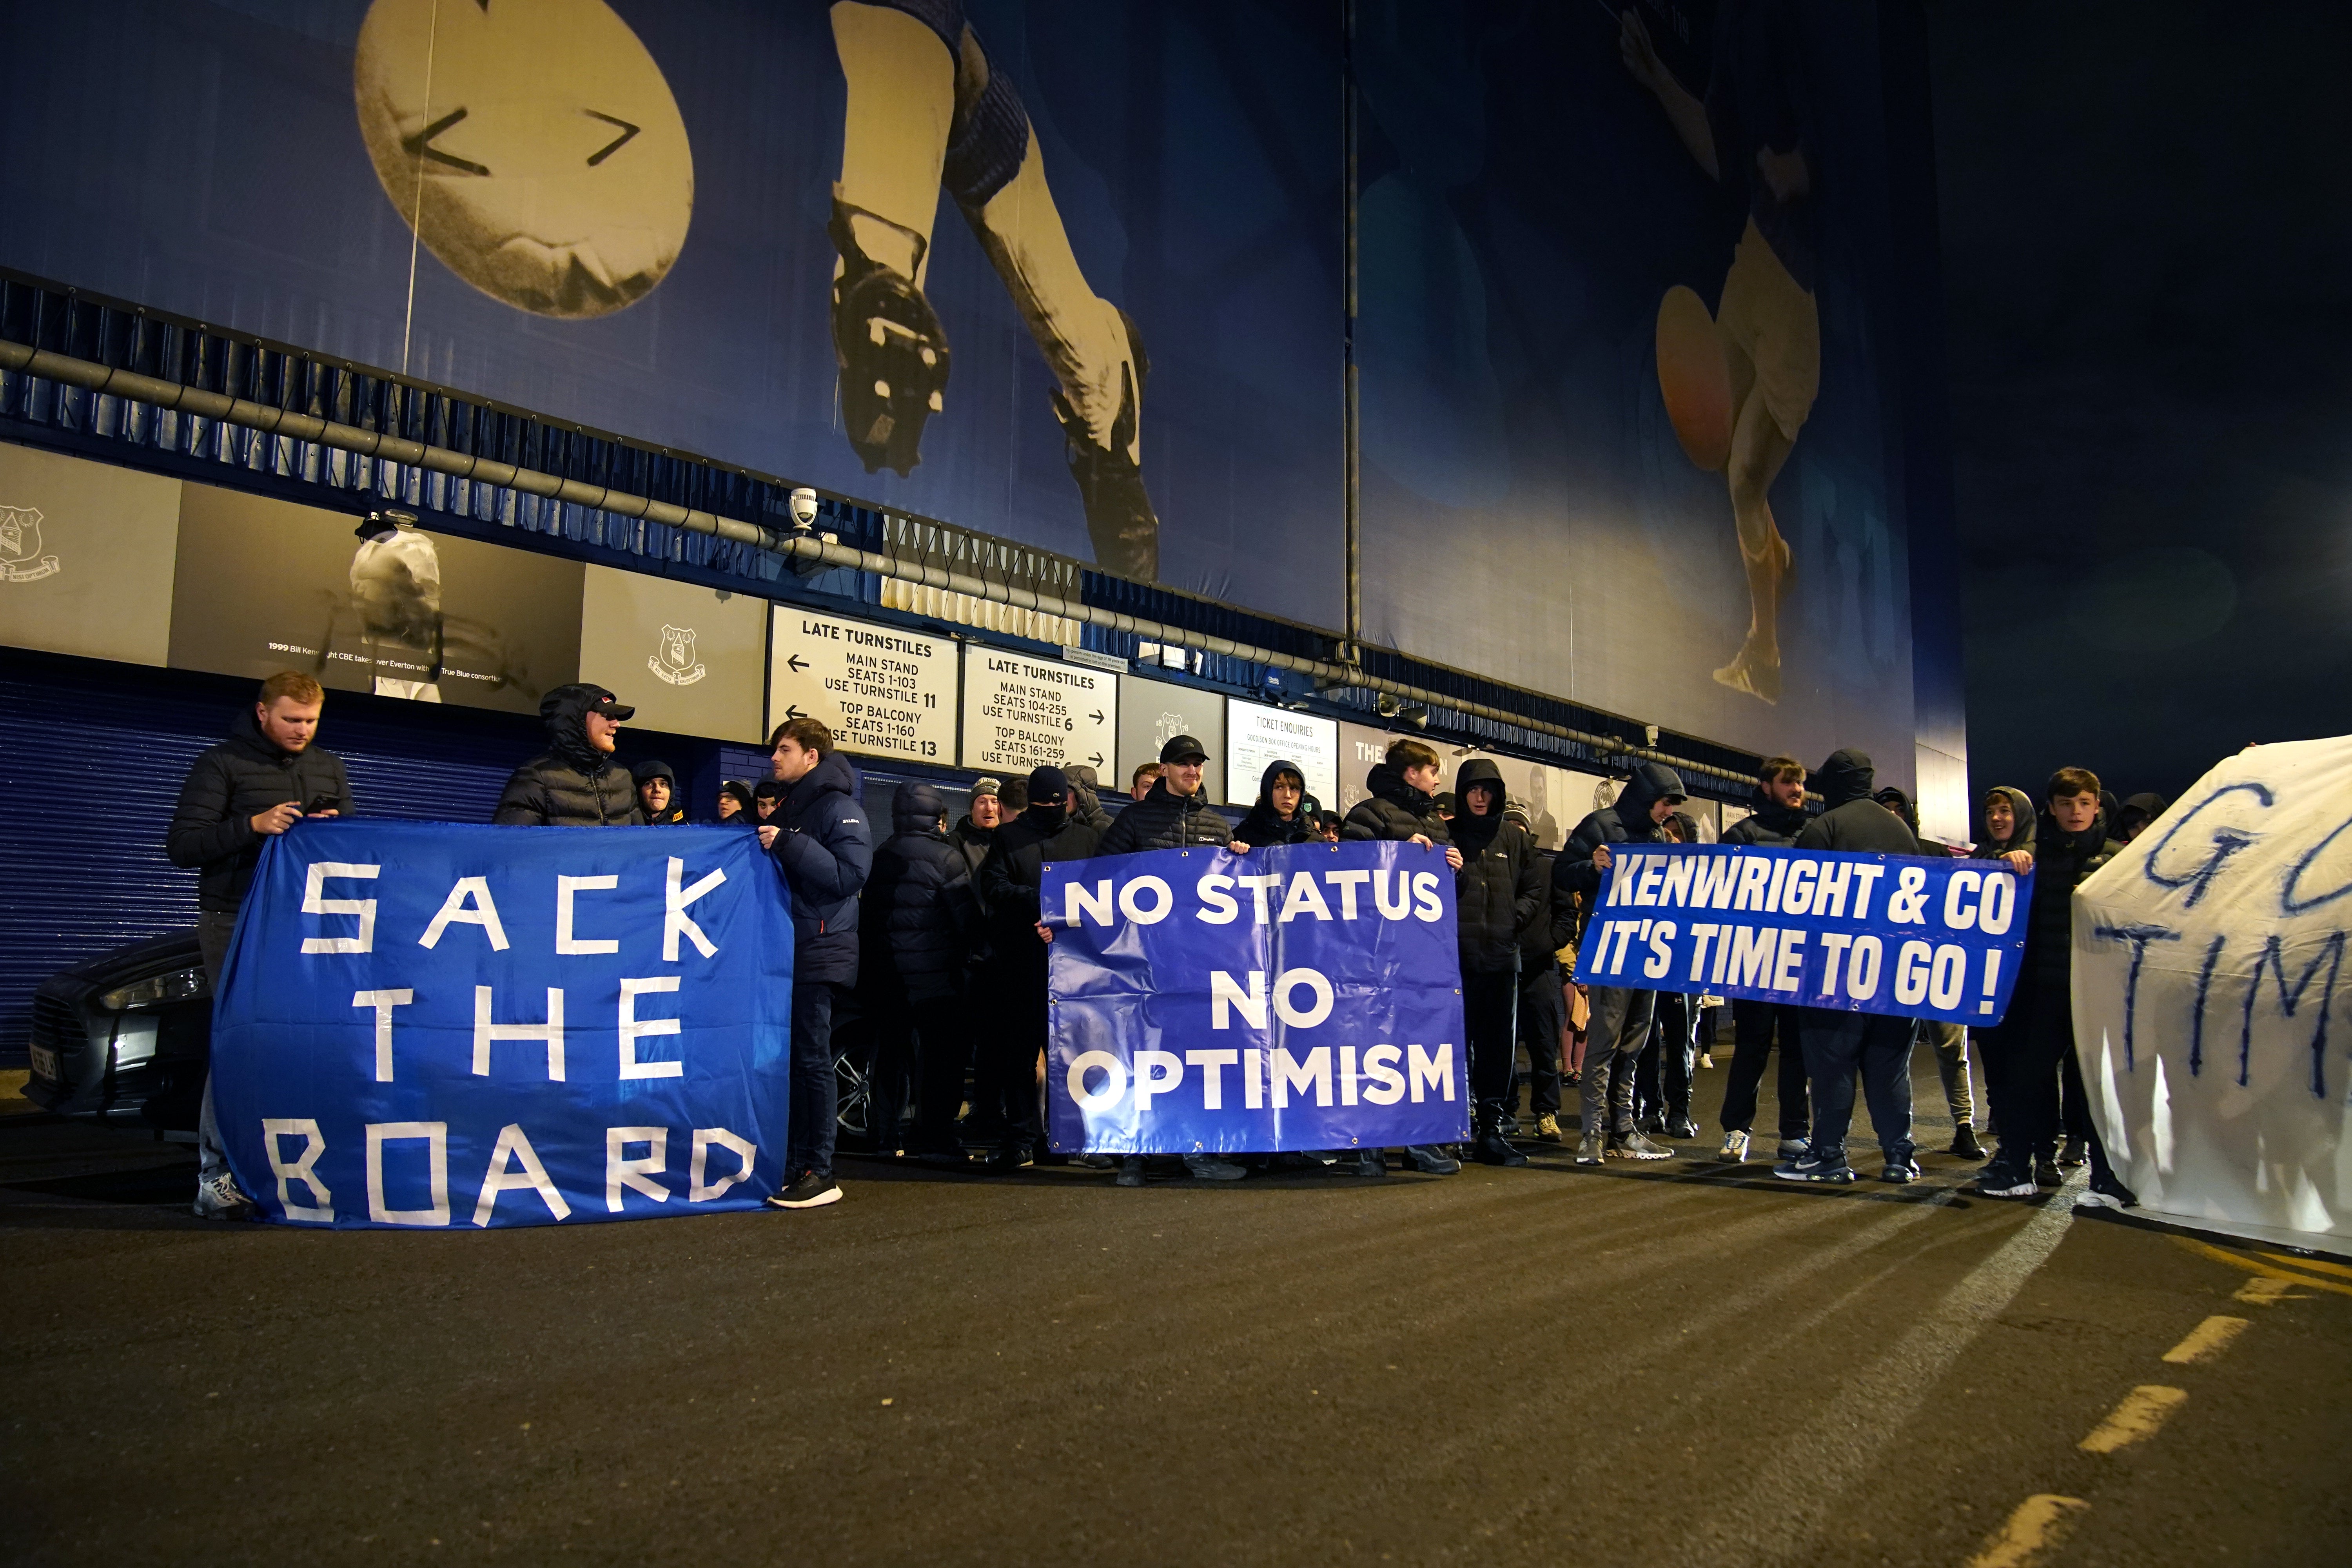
[{"left": 168, "top": 671, "right": 2152, "bottom": 1220}]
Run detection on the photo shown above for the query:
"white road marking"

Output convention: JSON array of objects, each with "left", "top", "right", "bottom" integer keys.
[{"left": 1681, "top": 1171, "right": 2086, "bottom": 1566}]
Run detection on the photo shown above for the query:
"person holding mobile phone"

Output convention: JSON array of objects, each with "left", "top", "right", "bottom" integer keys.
[{"left": 166, "top": 671, "right": 355, "bottom": 1221}]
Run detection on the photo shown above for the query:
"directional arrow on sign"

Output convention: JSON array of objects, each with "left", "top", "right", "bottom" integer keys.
[
  {"left": 786, "top": 655, "right": 810, "bottom": 673},
  {"left": 1088, "top": 753, "right": 1105, "bottom": 768},
  {"left": 1090, "top": 711, "right": 1105, "bottom": 725},
  {"left": 786, "top": 705, "right": 806, "bottom": 720}
]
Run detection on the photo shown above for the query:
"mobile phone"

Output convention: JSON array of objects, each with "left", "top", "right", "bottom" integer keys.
[{"left": 303, "top": 794, "right": 339, "bottom": 814}]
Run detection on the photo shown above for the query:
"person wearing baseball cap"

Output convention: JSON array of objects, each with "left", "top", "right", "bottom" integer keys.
[
  {"left": 1094, "top": 735, "right": 1241, "bottom": 856},
  {"left": 492, "top": 682, "right": 644, "bottom": 826},
  {"left": 1089, "top": 737, "right": 1253, "bottom": 1185},
  {"left": 973, "top": 766, "right": 1104, "bottom": 1169}
]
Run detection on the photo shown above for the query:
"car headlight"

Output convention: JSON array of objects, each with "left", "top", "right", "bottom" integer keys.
[{"left": 98, "top": 966, "right": 209, "bottom": 1012}]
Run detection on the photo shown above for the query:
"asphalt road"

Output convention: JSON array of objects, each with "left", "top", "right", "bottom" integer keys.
[{"left": 5, "top": 1060, "right": 2347, "bottom": 1567}]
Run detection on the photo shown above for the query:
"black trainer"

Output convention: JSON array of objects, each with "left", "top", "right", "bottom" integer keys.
[
  {"left": 828, "top": 200, "right": 950, "bottom": 477},
  {"left": 1056, "top": 309, "right": 1159, "bottom": 582},
  {"left": 1472, "top": 1131, "right": 1529, "bottom": 1167},
  {"left": 1115, "top": 1156, "right": 1146, "bottom": 1188},
  {"left": 1949, "top": 1123, "right": 1987, "bottom": 1160},
  {"left": 766, "top": 1171, "right": 842, "bottom": 1210}
]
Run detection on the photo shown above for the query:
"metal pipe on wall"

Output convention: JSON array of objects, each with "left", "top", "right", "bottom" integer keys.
[{"left": 0, "top": 338, "right": 1756, "bottom": 789}]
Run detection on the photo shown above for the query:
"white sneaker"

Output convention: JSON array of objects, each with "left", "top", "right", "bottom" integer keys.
[
  {"left": 193, "top": 1171, "right": 256, "bottom": 1221},
  {"left": 1719, "top": 1129, "right": 1750, "bottom": 1163}
]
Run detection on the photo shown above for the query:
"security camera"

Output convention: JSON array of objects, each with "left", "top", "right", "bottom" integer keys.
[
  {"left": 788, "top": 487, "right": 819, "bottom": 530},
  {"left": 353, "top": 506, "right": 416, "bottom": 543},
  {"left": 1401, "top": 704, "right": 1430, "bottom": 730}
]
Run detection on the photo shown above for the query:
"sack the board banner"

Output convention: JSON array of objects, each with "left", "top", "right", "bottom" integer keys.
[
  {"left": 1573, "top": 845, "right": 2034, "bottom": 1025},
  {"left": 1044, "top": 841, "right": 1470, "bottom": 1154},
  {"left": 212, "top": 822, "right": 793, "bottom": 1229}
]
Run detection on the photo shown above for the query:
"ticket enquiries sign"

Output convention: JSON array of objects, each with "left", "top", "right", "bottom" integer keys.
[
  {"left": 1572, "top": 844, "right": 2034, "bottom": 1025},
  {"left": 1225, "top": 699, "right": 1339, "bottom": 810},
  {"left": 962, "top": 650, "right": 1118, "bottom": 775},
  {"left": 211, "top": 822, "right": 793, "bottom": 1229},
  {"left": 768, "top": 607, "right": 958, "bottom": 762},
  {"left": 1044, "top": 840, "right": 1470, "bottom": 1154}
]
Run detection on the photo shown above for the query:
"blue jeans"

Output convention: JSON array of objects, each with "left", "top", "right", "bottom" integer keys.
[
  {"left": 195, "top": 911, "right": 239, "bottom": 1183},
  {"left": 786, "top": 980, "right": 844, "bottom": 1181},
  {"left": 1797, "top": 1009, "right": 1916, "bottom": 1167}
]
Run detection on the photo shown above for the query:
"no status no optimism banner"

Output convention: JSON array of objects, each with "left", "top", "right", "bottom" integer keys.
[
  {"left": 1045, "top": 841, "right": 1470, "bottom": 1154},
  {"left": 211, "top": 822, "right": 794, "bottom": 1229},
  {"left": 1573, "top": 844, "right": 2034, "bottom": 1025}
]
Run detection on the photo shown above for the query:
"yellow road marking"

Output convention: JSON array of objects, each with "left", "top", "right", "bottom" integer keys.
[
  {"left": 1963, "top": 1494, "right": 2090, "bottom": 1568},
  {"left": 2078, "top": 1385, "right": 2187, "bottom": 1454},
  {"left": 2175, "top": 1237, "right": 2352, "bottom": 1299},
  {"left": 2232, "top": 1274, "right": 2305, "bottom": 1305},
  {"left": 2160, "top": 1314, "right": 2249, "bottom": 1364},
  {"left": 2258, "top": 1250, "right": 2352, "bottom": 1279}
]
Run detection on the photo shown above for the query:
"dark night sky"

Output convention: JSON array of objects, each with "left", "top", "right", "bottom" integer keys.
[{"left": 1929, "top": 3, "right": 2352, "bottom": 810}]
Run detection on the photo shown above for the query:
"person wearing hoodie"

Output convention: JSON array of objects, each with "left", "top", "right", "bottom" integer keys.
[
  {"left": 754, "top": 716, "right": 874, "bottom": 1210},
  {"left": 1452, "top": 760, "right": 1544, "bottom": 1165},
  {"left": 1974, "top": 768, "right": 2132, "bottom": 1205},
  {"left": 492, "top": 684, "right": 645, "bottom": 826},
  {"left": 1555, "top": 761, "right": 1688, "bottom": 1164},
  {"left": 1236, "top": 759, "right": 1318, "bottom": 847},
  {"left": 2112, "top": 791, "right": 2168, "bottom": 844},
  {"left": 1715, "top": 756, "right": 1813, "bottom": 1163},
  {"left": 860, "top": 783, "right": 974, "bottom": 1163},
  {"left": 1874, "top": 783, "right": 1985, "bottom": 1160},
  {"left": 1780, "top": 749, "right": 1923, "bottom": 1184},
  {"left": 1339, "top": 739, "right": 1465, "bottom": 1177},
  {"left": 632, "top": 760, "right": 689, "bottom": 824},
  {"left": 974, "top": 768, "right": 1108, "bottom": 1170},
  {"left": 1063, "top": 764, "right": 1116, "bottom": 835},
  {"left": 715, "top": 779, "right": 756, "bottom": 823},
  {"left": 1096, "top": 735, "right": 1242, "bottom": 854},
  {"left": 1506, "top": 802, "right": 1570, "bottom": 1143},
  {"left": 167, "top": 671, "right": 356, "bottom": 1221}
]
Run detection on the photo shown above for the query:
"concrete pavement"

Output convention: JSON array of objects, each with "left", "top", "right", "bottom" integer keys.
[{"left": 4, "top": 1061, "right": 2346, "bottom": 1566}]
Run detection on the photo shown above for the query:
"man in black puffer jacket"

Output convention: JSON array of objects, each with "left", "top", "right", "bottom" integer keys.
[
  {"left": 1975, "top": 767, "right": 2128, "bottom": 1204},
  {"left": 1452, "top": 760, "right": 1543, "bottom": 1166},
  {"left": 1713, "top": 756, "right": 1814, "bottom": 1164},
  {"left": 975, "top": 768, "right": 1105, "bottom": 1170},
  {"left": 167, "top": 671, "right": 356, "bottom": 1221},
  {"left": 1778, "top": 748, "right": 1924, "bottom": 1185},
  {"left": 493, "top": 684, "right": 645, "bottom": 826},
  {"left": 1555, "top": 760, "right": 1687, "bottom": 1164},
  {"left": 860, "top": 784, "right": 973, "bottom": 1163},
  {"left": 755, "top": 717, "right": 873, "bottom": 1210},
  {"left": 1338, "top": 738, "right": 1462, "bottom": 1176},
  {"left": 1096, "top": 735, "right": 1239, "bottom": 853}
]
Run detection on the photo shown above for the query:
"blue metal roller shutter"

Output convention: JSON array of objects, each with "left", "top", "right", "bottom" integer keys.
[{"left": 0, "top": 653, "right": 539, "bottom": 1062}]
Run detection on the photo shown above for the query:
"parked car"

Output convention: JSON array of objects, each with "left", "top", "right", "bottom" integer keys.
[
  {"left": 24, "top": 931, "right": 212, "bottom": 1138},
  {"left": 25, "top": 932, "right": 879, "bottom": 1147}
]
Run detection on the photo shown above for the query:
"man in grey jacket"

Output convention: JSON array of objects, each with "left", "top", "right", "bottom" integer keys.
[{"left": 1555, "top": 762, "right": 1688, "bottom": 1164}]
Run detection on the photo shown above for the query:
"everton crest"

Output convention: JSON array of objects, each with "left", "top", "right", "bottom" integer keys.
[
  {"left": 648, "top": 622, "right": 706, "bottom": 686},
  {"left": 1, "top": 505, "right": 60, "bottom": 583}
]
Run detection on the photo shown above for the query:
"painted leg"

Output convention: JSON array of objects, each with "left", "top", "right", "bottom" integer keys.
[
  {"left": 829, "top": 2, "right": 956, "bottom": 474},
  {"left": 1714, "top": 379, "right": 1795, "bottom": 703}
]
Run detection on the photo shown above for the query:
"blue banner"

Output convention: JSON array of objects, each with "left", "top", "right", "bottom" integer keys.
[
  {"left": 212, "top": 822, "right": 793, "bottom": 1228},
  {"left": 1045, "top": 841, "right": 1470, "bottom": 1154},
  {"left": 1573, "top": 844, "right": 2034, "bottom": 1026}
]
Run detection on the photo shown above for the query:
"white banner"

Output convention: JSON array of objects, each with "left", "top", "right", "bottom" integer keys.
[{"left": 2073, "top": 736, "right": 2352, "bottom": 1241}]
